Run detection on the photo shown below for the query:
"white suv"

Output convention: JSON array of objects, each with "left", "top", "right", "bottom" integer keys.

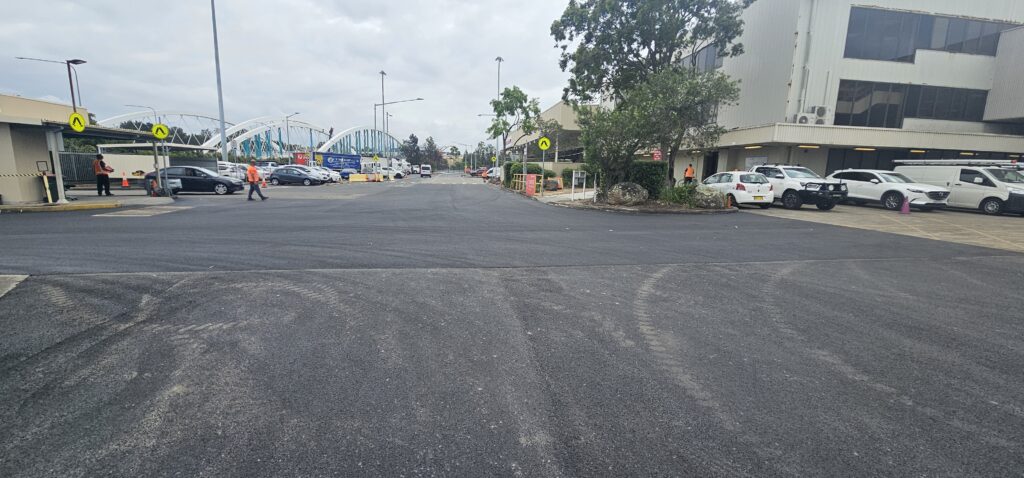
[
  {"left": 827, "top": 169, "right": 950, "bottom": 211},
  {"left": 751, "top": 165, "right": 848, "bottom": 210}
]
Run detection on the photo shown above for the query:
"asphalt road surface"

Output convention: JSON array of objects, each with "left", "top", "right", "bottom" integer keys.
[{"left": 2, "top": 176, "right": 1022, "bottom": 477}]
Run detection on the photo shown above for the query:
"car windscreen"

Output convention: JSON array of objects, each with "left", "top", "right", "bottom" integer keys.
[
  {"left": 878, "top": 172, "right": 914, "bottom": 183},
  {"left": 739, "top": 174, "right": 768, "bottom": 184},
  {"left": 194, "top": 167, "right": 220, "bottom": 177},
  {"left": 986, "top": 168, "right": 1024, "bottom": 183},
  {"left": 784, "top": 168, "right": 821, "bottom": 179}
]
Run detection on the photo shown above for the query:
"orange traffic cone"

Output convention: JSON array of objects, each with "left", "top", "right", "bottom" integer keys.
[
  {"left": 121, "top": 171, "right": 130, "bottom": 188},
  {"left": 261, "top": 176, "right": 268, "bottom": 188}
]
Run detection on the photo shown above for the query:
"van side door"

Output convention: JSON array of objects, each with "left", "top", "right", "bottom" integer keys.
[{"left": 950, "top": 168, "right": 995, "bottom": 208}]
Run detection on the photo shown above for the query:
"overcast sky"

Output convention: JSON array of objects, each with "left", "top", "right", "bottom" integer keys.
[{"left": 0, "top": 0, "right": 571, "bottom": 150}]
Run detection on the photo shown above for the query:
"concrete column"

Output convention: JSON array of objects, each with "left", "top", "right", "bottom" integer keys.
[{"left": 46, "top": 129, "right": 68, "bottom": 203}]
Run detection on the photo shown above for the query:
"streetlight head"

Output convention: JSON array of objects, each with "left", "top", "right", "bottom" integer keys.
[
  {"left": 495, "top": 56, "right": 504, "bottom": 62},
  {"left": 415, "top": 98, "right": 424, "bottom": 101},
  {"left": 67, "top": 59, "right": 86, "bottom": 65},
  {"left": 380, "top": 70, "right": 387, "bottom": 76}
]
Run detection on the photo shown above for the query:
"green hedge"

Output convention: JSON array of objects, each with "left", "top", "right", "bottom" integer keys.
[
  {"left": 502, "top": 162, "right": 556, "bottom": 187},
  {"left": 627, "top": 161, "right": 667, "bottom": 199}
]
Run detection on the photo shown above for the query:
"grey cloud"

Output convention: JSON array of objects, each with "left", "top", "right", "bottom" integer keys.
[{"left": 0, "top": 0, "right": 570, "bottom": 148}]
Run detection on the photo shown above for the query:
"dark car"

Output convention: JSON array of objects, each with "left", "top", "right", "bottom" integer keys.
[
  {"left": 269, "top": 166, "right": 323, "bottom": 186},
  {"left": 144, "top": 166, "right": 244, "bottom": 195}
]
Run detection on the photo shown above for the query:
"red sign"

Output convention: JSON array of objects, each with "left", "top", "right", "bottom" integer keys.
[
  {"left": 293, "top": 152, "right": 309, "bottom": 165},
  {"left": 525, "top": 174, "right": 537, "bottom": 197},
  {"left": 652, "top": 150, "right": 663, "bottom": 161}
]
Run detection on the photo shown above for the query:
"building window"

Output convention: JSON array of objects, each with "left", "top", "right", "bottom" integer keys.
[
  {"left": 681, "top": 44, "right": 721, "bottom": 73},
  {"left": 844, "top": 7, "right": 1016, "bottom": 62},
  {"left": 835, "top": 80, "right": 988, "bottom": 128}
]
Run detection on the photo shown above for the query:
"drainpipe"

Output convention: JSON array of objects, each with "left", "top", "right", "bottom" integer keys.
[{"left": 796, "top": 0, "right": 818, "bottom": 117}]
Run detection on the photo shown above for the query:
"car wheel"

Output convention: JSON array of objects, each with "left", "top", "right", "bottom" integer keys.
[
  {"left": 726, "top": 194, "right": 738, "bottom": 208},
  {"left": 980, "top": 198, "right": 1003, "bottom": 215},
  {"left": 214, "top": 183, "right": 229, "bottom": 195},
  {"left": 816, "top": 199, "right": 836, "bottom": 211},
  {"left": 882, "top": 191, "right": 903, "bottom": 211},
  {"left": 303, "top": 178, "right": 312, "bottom": 186},
  {"left": 782, "top": 190, "right": 803, "bottom": 210},
  {"left": 270, "top": 178, "right": 280, "bottom": 186},
  {"left": 759, "top": 204, "right": 772, "bottom": 209}
]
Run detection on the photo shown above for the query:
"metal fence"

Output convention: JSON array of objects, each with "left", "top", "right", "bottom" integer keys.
[{"left": 58, "top": 152, "right": 98, "bottom": 183}]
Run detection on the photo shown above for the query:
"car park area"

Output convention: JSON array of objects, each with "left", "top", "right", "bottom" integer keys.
[{"left": 748, "top": 202, "right": 1024, "bottom": 253}]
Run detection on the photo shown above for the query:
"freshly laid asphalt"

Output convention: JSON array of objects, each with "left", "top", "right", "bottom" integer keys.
[{"left": 1, "top": 175, "right": 1022, "bottom": 477}]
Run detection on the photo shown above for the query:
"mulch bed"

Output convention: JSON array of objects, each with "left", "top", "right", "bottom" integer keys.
[{"left": 551, "top": 200, "right": 737, "bottom": 215}]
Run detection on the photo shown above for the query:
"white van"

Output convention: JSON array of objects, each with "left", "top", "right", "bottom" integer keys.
[
  {"left": 894, "top": 160, "right": 1024, "bottom": 215},
  {"left": 420, "top": 165, "right": 432, "bottom": 178}
]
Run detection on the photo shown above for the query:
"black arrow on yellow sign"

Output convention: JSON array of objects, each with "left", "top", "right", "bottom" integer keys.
[{"left": 72, "top": 117, "right": 83, "bottom": 127}]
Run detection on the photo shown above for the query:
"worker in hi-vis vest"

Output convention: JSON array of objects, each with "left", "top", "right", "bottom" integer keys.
[
  {"left": 246, "top": 160, "right": 268, "bottom": 201},
  {"left": 93, "top": 154, "right": 115, "bottom": 196},
  {"left": 684, "top": 164, "right": 696, "bottom": 184}
]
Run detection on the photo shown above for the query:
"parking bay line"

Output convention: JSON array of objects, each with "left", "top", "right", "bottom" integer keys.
[
  {"left": 0, "top": 275, "right": 28, "bottom": 300},
  {"left": 93, "top": 206, "right": 193, "bottom": 217}
]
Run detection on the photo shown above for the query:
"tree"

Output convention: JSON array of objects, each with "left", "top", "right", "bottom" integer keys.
[
  {"left": 552, "top": 0, "right": 752, "bottom": 184},
  {"left": 625, "top": 67, "right": 740, "bottom": 188},
  {"left": 577, "top": 105, "right": 650, "bottom": 189},
  {"left": 448, "top": 146, "right": 460, "bottom": 157},
  {"left": 486, "top": 86, "right": 544, "bottom": 157},
  {"left": 423, "top": 137, "right": 444, "bottom": 168},
  {"left": 551, "top": 0, "right": 752, "bottom": 102},
  {"left": 400, "top": 134, "right": 421, "bottom": 164}
]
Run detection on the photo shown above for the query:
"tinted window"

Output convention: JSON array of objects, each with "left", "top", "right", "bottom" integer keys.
[
  {"left": 719, "top": 173, "right": 734, "bottom": 183},
  {"left": 836, "top": 80, "right": 988, "bottom": 127},
  {"left": 740, "top": 174, "right": 768, "bottom": 184},
  {"left": 755, "top": 167, "right": 781, "bottom": 178},
  {"left": 845, "top": 7, "right": 1016, "bottom": 62},
  {"left": 164, "top": 167, "right": 187, "bottom": 176},
  {"left": 832, "top": 172, "right": 854, "bottom": 180},
  {"left": 960, "top": 169, "right": 993, "bottom": 186}
]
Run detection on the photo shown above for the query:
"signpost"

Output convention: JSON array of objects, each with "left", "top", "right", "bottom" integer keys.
[
  {"left": 151, "top": 123, "right": 170, "bottom": 140},
  {"left": 538, "top": 136, "right": 551, "bottom": 196},
  {"left": 68, "top": 112, "right": 86, "bottom": 133},
  {"left": 150, "top": 123, "right": 170, "bottom": 195}
]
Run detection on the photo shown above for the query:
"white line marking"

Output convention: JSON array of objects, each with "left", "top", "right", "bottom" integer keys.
[{"left": 0, "top": 275, "right": 28, "bottom": 299}]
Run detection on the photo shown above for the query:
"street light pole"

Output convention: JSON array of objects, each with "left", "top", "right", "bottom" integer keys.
[
  {"left": 495, "top": 56, "right": 503, "bottom": 170},
  {"left": 16, "top": 57, "right": 86, "bottom": 113},
  {"left": 210, "top": 0, "right": 229, "bottom": 164},
  {"left": 379, "top": 71, "right": 387, "bottom": 136},
  {"left": 284, "top": 112, "right": 299, "bottom": 160}
]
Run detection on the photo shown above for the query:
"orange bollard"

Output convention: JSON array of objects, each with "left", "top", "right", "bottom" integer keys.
[{"left": 121, "top": 171, "right": 130, "bottom": 188}]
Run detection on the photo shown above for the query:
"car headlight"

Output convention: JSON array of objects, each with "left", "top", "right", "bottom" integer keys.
[
  {"left": 906, "top": 188, "right": 926, "bottom": 194},
  {"left": 840, "top": 184, "right": 848, "bottom": 191}
]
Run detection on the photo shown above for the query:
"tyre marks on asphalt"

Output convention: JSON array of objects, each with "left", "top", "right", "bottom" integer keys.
[{"left": 756, "top": 262, "right": 1021, "bottom": 451}]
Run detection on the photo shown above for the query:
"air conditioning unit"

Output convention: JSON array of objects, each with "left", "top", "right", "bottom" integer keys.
[
  {"left": 808, "top": 105, "right": 830, "bottom": 118},
  {"left": 796, "top": 113, "right": 816, "bottom": 125},
  {"left": 796, "top": 106, "right": 833, "bottom": 126}
]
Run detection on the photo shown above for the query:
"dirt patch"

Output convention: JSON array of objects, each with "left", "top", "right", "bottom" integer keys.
[{"left": 552, "top": 200, "right": 737, "bottom": 215}]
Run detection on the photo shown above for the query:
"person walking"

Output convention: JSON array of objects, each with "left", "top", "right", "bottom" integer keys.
[
  {"left": 684, "top": 164, "right": 696, "bottom": 184},
  {"left": 93, "top": 154, "right": 114, "bottom": 196},
  {"left": 246, "top": 160, "right": 268, "bottom": 201}
]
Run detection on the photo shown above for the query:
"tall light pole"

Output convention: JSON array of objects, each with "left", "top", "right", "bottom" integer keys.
[
  {"left": 15, "top": 57, "right": 86, "bottom": 112},
  {"left": 495, "top": 56, "right": 504, "bottom": 169},
  {"left": 284, "top": 112, "right": 299, "bottom": 159},
  {"left": 210, "top": 0, "right": 229, "bottom": 163},
  {"left": 379, "top": 71, "right": 387, "bottom": 136}
]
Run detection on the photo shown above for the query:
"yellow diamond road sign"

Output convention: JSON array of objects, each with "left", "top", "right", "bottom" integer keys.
[
  {"left": 491, "top": 156, "right": 497, "bottom": 163},
  {"left": 538, "top": 137, "right": 551, "bottom": 151},
  {"left": 152, "top": 123, "right": 170, "bottom": 140},
  {"left": 68, "top": 112, "right": 86, "bottom": 133},
  {"left": 373, "top": 154, "right": 379, "bottom": 161}
]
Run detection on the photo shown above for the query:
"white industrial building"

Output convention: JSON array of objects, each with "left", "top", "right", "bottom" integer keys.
[{"left": 677, "top": 0, "right": 1024, "bottom": 181}]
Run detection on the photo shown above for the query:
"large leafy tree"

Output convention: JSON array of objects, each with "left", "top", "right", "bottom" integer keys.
[
  {"left": 627, "top": 67, "right": 740, "bottom": 187},
  {"left": 577, "top": 105, "right": 650, "bottom": 189},
  {"left": 400, "top": 134, "right": 422, "bottom": 164},
  {"left": 423, "top": 136, "right": 444, "bottom": 167},
  {"left": 486, "top": 86, "right": 544, "bottom": 157},
  {"left": 551, "top": 0, "right": 753, "bottom": 102}
]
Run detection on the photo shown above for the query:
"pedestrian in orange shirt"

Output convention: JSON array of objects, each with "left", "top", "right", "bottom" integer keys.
[
  {"left": 246, "top": 160, "right": 268, "bottom": 201},
  {"left": 684, "top": 164, "right": 696, "bottom": 184}
]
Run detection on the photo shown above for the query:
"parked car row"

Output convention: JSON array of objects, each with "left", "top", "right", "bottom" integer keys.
[{"left": 711, "top": 161, "right": 1023, "bottom": 216}]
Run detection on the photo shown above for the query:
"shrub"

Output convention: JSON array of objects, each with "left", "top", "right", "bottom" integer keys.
[
  {"left": 627, "top": 161, "right": 667, "bottom": 199},
  {"left": 661, "top": 183, "right": 698, "bottom": 207}
]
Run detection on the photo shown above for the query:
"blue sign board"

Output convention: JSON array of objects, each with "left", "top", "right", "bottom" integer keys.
[{"left": 321, "top": 153, "right": 361, "bottom": 170}]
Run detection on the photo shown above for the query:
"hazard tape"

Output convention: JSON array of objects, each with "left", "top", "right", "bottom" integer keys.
[{"left": 0, "top": 173, "right": 48, "bottom": 178}]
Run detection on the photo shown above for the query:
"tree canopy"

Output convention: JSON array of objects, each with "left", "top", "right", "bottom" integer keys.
[
  {"left": 551, "top": 0, "right": 753, "bottom": 101},
  {"left": 486, "top": 86, "right": 544, "bottom": 152}
]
